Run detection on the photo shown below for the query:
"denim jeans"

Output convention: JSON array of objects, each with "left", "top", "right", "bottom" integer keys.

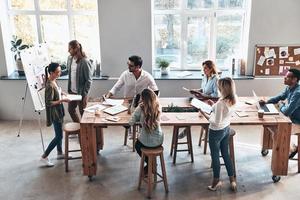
[
  {"left": 44, "top": 120, "right": 63, "bottom": 157},
  {"left": 208, "top": 126, "right": 234, "bottom": 179}
]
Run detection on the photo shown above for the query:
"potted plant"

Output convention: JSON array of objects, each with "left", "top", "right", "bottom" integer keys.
[
  {"left": 11, "top": 35, "right": 29, "bottom": 76},
  {"left": 156, "top": 58, "right": 170, "bottom": 75}
]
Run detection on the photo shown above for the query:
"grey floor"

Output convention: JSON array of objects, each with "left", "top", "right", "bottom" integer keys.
[{"left": 0, "top": 120, "right": 299, "bottom": 200}]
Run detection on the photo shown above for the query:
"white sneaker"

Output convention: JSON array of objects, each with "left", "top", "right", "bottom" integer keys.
[{"left": 40, "top": 157, "right": 54, "bottom": 167}]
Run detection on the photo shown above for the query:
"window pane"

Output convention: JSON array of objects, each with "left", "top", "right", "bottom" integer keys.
[
  {"left": 154, "top": 0, "right": 181, "bottom": 10},
  {"left": 9, "top": 0, "right": 34, "bottom": 10},
  {"left": 11, "top": 15, "right": 37, "bottom": 45},
  {"left": 71, "top": 0, "right": 97, "bottom": 10},
  {"left": 218, "top": 0, "right": 244, "bottom": 8},
  {"left": 216, "top": 14, "right": 243, "bottom": 68},
  {"left": 40, "top": 16, "right": 69, "bottom": 61},
  {"left": 39, "top": 0, "right": 66, "bottom": 10},
  {"left": 187, "top": 0, "right": 213, "bottom": 9},
  {"left": 154, "top": 14, "right": 181, "bottom": 68},
  {"left": 72, "top": 15, "right": 100, "bottom": 61},
  {"left": 187, "top": 16, "right": 210, "bottom": 67}
]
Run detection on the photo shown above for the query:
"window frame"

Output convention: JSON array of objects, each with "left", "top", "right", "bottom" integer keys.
[
  {"left": 6, "top": 0, "right": 100, "bottom": 62},
  {"left": 152, "top": 0, "right": 250, "bottom": 71}
]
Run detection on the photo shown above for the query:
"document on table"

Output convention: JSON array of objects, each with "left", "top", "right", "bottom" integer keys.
[
  {"left": 103, "top": 104, "right": 128, "bottom": 115},
  {"left": 84, "top": 104, "right": 106, "bottom": 113},
  {"left": 102, "top": 98, "right": 124, "bottom": 106}
]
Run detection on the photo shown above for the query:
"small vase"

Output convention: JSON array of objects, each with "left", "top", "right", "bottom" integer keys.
[
  {"left": 16, "top": 59, "right": 25, "bottom": 76},
  {"left": 161, "top": 67, "right": 169, "bottom": 75}
]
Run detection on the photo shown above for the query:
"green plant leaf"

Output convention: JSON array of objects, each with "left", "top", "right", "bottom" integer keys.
[
  {"left": 19, "top": 45, "right": 29, "bottom": 50},
  {"left": 16, "top": 39, "right": 22, "bottom": 46},
  {"left": 14, "top": 54, "right": 17, "bottom": 61}
]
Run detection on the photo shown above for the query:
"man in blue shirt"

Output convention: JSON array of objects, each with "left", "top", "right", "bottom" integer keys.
[{"left": 260, "top": 68, "right": 300, "bottom": 158}]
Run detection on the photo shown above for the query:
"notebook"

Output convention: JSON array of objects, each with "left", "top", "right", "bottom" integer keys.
[
  {"left": 252, "top": 90, "right": 279, "bottom": 115},
  {"left": 103, "top": 104, "right": 128, "bottom": 115}
]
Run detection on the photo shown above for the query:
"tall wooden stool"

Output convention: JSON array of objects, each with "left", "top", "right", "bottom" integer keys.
[
  {"left": 198, "top": 126, "right": 209, "bottom": 154},
  {"left": 64, "top": 122, "right": 82, "bottom": 172},
  {"left": 170, "top": 126, "right": 194, "bottom": 164},
  {"left": 291, "top": 124, "right": 300, "bottom": 173},
  {"left": 138, "top": 146, "right": 168, "bottom": 198}
]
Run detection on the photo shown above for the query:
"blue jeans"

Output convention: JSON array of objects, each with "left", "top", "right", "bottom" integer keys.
[
  {"left": 44, "top": 121, "right": 63, "bottom": 157},
  {"left": 209, "top": 126, "right": 234, "bottom": 179}
]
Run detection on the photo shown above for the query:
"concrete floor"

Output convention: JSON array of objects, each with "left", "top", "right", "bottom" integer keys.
[{"left": 0, "top": 120, "right": 299, "bottom": 200}]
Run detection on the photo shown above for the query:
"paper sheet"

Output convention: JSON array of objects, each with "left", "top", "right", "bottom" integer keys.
[
  {"left": 257, "top": 56, "right": 266, "bottom": 66},
  {"left": 294, "top": 48, "right": 300, "bottom": 55},
  {"left": 102, "top": 98, "right": 124, "bottom": 106},
  {"left": 265, "top": 68, "right": 270, "bottom": 75},
  {"left": 177, "top": 71, "right": 193, "bottom": 77},
  {"left": 63, "top": 94, "right": 82, "bottom": 101},
  {"left": 84, "top": 104, "right": 106, "bottom": 113},
  {"left": 279, "top": 47, "right": 288, "bottom": 58},
  {"left": 190, "top": 98, "right": 212, "bottom": 114}
]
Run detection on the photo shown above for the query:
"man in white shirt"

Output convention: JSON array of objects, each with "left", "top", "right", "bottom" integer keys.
[{"left": 105, "top": 55, "right": 158, "bottom": 98}]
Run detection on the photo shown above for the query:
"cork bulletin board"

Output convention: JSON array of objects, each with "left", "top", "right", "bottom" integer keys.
[{"left": 254, "top": 45, "right": 300, "bottom": 76}]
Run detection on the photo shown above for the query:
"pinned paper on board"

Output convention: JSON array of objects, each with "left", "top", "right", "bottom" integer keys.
[
  {"left": 257, "top": 56, "right": 265, "bottom": 66},
  {"left": 279, "top": 47, "right": 289, "bottom": 58},
  {"left": 279, "top": 66, "right": 290, "bottom": 75},
  {"left": 264, "top": 47, "right": 276, "bottom": 58},
  {"left": 279, "top": 60, "right": 284, "bottom": 64},
  {"left": 295, "top": 60, "right": 300, "bottom": 66},
  {"left": 294, "top": 48, "right": 300, "bottom": 55},
  {"left": 265, "top": 68, "right": 270, "bottom": 75},
  {"left": 288, "top": 57, "right": 294, "bottom": 62},
  {"left": 266, "top": 58, "right": 274, "bottom": 66}
]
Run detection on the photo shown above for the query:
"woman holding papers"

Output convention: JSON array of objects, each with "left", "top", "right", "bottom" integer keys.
[
  {"left": 199, "top": 77, "right": 237, "bottom": 192},
  {"left": 191, "top": 60, "right": 219, "bottom": 100},
  {"left": 129, "top": 89, "right": 163, "bottom": 175},
  {"left": 179, "top": 60, "right": 219, "bottom": 139},
  {"left": 41, "top": 63, "right": 70, "bottom": 167}
]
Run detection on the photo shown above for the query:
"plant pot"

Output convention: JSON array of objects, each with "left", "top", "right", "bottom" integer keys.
[
  {"left": 16, "top": 59, "right": 25, "bottom": 76},
  {"left": 161, "top": 67, "right": 169, "bottom": 75}
]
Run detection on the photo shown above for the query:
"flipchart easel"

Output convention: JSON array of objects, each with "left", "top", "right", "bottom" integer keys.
[{"left": 17, "top": 44, "right": 50, "bottom": 152}]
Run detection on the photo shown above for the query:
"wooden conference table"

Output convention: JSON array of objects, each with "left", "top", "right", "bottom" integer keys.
[{"left": 80, "top": 97, "right": 291, "bottom": 182}]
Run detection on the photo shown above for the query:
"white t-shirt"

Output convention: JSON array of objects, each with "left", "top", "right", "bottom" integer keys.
[
  {"left": 209, "top": 99, "right": 234, "bottom": 130},
  {"left": 110, "top": 70, "right": 158, "bottom": 98},
  {"left": 70, "top": 58, "right": 77, "bottom": 93}
]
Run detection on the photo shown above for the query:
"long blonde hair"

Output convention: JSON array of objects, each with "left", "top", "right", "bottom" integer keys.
[
  {"left": 218, "top": 77, "right": 236, "bottom": 106},
  {"left": 202, "top": 60, "right": 218, "bottom": 76},
  {"left": 140, "top": 88, "right": 160, "bottom": 132}
]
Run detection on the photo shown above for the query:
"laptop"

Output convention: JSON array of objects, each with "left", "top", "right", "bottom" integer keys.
[{"left": 252, "top": 90, "right": 279, "bottom": 115}]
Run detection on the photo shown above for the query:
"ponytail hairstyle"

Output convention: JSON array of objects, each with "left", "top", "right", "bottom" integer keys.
[
  {"left": 68, "top": 40, "right": 86, "bottom": 63},
  {"left": 217, "top": 77, "right": 237, "bottom": 106},
  {"left": 45, "top": 62, "right": 60, "bottom": 83},
  {"left": 140, "top": 88, "right": 160, "bottom": 133}
]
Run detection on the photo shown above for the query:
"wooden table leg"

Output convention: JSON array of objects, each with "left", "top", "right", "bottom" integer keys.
[
  {"left": 271, "top": 123, "right": 291, "bottom": 176},
  {"left": 80, "top": 123, "right": 97, "bottom": 178}
]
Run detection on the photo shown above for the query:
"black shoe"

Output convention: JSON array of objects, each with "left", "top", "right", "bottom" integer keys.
[
  {"left": 289, "top": 148, "right": 298, "bottom": 159},
  {"left": 143, "top": 165, "right": 148, "bottom": 176}
]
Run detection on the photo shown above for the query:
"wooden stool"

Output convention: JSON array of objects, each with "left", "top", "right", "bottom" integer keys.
[
  {"left": 198, "top": 126, "right": 209, "bottom": 154},
  {"left": 291, "top": 124, "right": 300, "bottom": 173},
  {"left": 123, "top": 125, "right": 140, "bottom": 152},
  {"left": 170, "top": 126, "right": 194, "bottom": 164},
  {"left": 63, "top": 122, "right": 82, "bottom": 172},
  {"left": 138, "top": 146, "right": 168, "bottom": 198}
]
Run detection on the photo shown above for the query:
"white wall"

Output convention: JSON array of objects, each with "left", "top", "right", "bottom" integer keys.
[
  {"left": 246, "top": 0, "right": 300, "bottom": 74},
  {"left": 0, "top": 0, "right": 298, "bottom": 120}
]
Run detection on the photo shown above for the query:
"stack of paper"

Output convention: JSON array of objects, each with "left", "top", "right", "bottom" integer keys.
[
  {"left": 63, "top": 94, "right": 82, "bottom": 101},
  {"left": 190, "top": 98, "right": 212, "bottom": 114}
]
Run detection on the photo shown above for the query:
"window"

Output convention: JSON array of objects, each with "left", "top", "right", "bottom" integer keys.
[
  {"left": 6, "top": 0, "right": 100, "bottom": 63},
  {"left": 152, "top": 0, "right": 250, "bottom": 71}
]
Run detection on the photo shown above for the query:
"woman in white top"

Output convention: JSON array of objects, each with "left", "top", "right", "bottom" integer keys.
[
  {"left": 199, "top": 77, "right": 237, "bottom": 192},
  {"left": 129, "top": 88, "right": 163, "bottom": 174}
]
